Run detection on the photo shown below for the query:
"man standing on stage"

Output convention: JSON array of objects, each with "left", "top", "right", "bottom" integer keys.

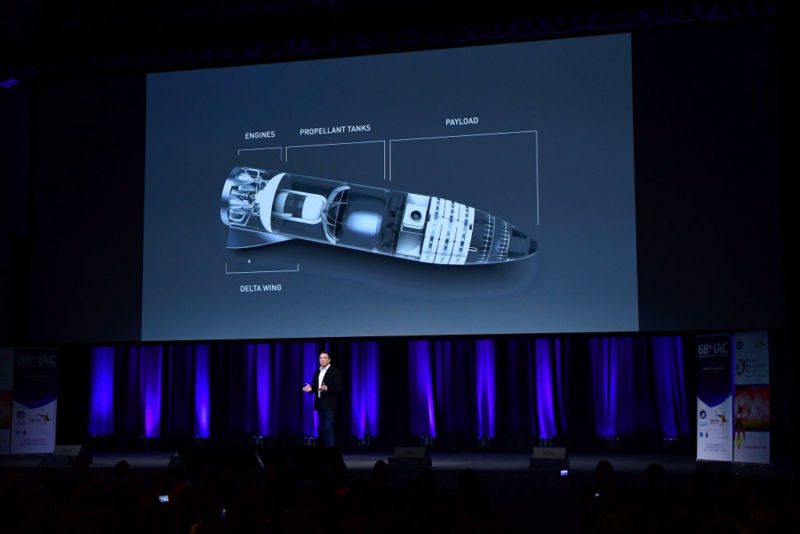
[{"left": 302, "top": 351, "right": 341, "bottom": 447}]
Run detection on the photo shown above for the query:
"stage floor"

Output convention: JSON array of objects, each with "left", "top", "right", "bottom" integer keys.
[{"left": 1, "top": 450, "right": 778, "bottom": 476}]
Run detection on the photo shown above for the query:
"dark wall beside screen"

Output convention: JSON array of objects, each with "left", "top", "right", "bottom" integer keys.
[
  {"left": 28, "top": 74, "right": 145, "bottom": 343},
  {"left": 25, "top": 20, "right": 783, "bottom": 344},
  {"left": 632, "top": 21, "right": 782, "bottom": 331},
  {"left": 0, "top": 76, "right": 31, "bottom": 346}
]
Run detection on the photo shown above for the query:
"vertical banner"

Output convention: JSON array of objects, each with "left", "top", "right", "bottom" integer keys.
[
  {"left": 696, "top": 335, "right": 733, "bottom": 462},
  {"left": 0, "top": 348, "right": 14, "bottom": 454},
  {"left": 733, "top": 331, "right": 770, "bottom": 464},
  {"left": 10, "top": 348, "right": 59, "bottom": 454}
]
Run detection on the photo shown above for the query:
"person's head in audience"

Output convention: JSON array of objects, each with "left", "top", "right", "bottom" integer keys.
[
  {"left": 644, "top": 463, "right": 666, "bottom": 489},
  {"left": 113, "top": 460, "right": 131, "bottom": 480},
  {"left": 371, "top": 460, "right": 388, "bottom": 483},
  {"left": 595, "top": 460, "right": 614, "bottom": 484}
]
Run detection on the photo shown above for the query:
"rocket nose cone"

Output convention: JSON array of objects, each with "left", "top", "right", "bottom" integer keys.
[
  {"left": 507, "top": 226, "right": 538, "bottom": 261},
  {"left": 467, "top": 210, "right": 537, "bottom": 264}
]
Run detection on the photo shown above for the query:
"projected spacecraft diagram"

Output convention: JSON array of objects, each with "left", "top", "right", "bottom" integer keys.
[
  {"left": 143, "top": 34, "right": 640, "bottom": 340},
  {"left": 220, "top": 166, "right": 538, "bottom": 266},
  {"left": 223, "top": 129, "right": 541, "bottom": 273}
]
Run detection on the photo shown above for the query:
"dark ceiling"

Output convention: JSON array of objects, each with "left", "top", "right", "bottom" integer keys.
[{"left": 1, "top": 0, "right": 776, "bottom": 79}]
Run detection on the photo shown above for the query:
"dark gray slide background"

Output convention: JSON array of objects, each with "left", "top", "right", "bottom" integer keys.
[{"left": 142, "top": 33, "right": 637, "bottom": 341}]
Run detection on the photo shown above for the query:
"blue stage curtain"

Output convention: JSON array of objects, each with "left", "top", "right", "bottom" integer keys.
[
  {"left": 86, "top": 335, "right": 687, "bottom": 448},
  {"left": 89, "top": 341, "right": 384, "bottom": 445},
  {"left": 350, "top": 341, "right": 380, "bottom": 439},
  {"left": 164, "top": 344, "right": 192, "bottom": 440},
  {"left": 218, "top": 343, "right": 248, "bottom": 437},
  {"left": 254, "top": 343, "right": 271, "bottom": 436},
  {"left": 433, "top": 339, "right": 473, "bottom": 442},
  {"left": 193, "top": 345, "right": 211, "bottom": 438},
  {"left": 120, "top": 346, "right": 139, "bottom": 437},
  {"left": 534, "top": 338, "right": 557, "bottom": 439},
  {"left": 555, "top": 338, "right": 568, "bottom": 435},
  {"left": 651, "top": 336, "right": 690, "bottom": 438},
  {"left": 302, "top": 342, "right": 320, "bottom": 438},
  {"left": 139, "top": 345, "right": 163, "bottom": 438},
  {"left": 475, "top": 339, "right": 496, "bottom": 439},
  {"left": 406, "top": 338, "right": 570, "bottom": 445},
  {"left": 285, "top": 343, "right": 307, "bottom": 436},
  {"left": 590, "top": 337, "right": 635, "bottom": 439},
  {"left": 408, "top": 340, "right": 437, "bottom": 438},
  {"left": 411, "top": 337, "right": 567, "bottom": 446},
  {"left": 88, "top": 347, "right": 114, "bottom": 436},
  {"left": 237, "top": 341, "right": 318, "bottom": 439},
  {"left": 504, "top": 339, "right": 525, "bottom": 438},
  {"left": 507, "top": 338, "right": 567, "bottom": 441},
  {"left": 588, "top": 336, "right": 690, "bottom": 441}
]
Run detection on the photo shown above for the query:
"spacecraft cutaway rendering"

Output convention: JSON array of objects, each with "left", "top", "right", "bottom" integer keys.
[{"left": 220, "top": 166, "right": 537, "bottom": 265}]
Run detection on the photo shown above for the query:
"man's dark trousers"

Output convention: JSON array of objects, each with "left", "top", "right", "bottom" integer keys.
[{"left": 319, "top": 410, "right": 336, "bottom": 447}]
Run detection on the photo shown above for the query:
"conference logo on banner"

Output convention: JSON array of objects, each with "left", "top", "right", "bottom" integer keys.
[
  {"left": 10, "top": 348, "right": 59, "bottom": 455},
  {"left": 0, "top": 348, "right": 13, "bottom": 455},
  {"left": 696, "top": 334, "right": 733, "bottom": 462},
  {"left": 733, "top": 331, "right": 770, "bottom": 464}
]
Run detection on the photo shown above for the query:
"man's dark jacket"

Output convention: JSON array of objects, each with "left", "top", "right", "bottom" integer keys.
[{"left": 309, "top": 366, "right": 342, "bottom": 411}]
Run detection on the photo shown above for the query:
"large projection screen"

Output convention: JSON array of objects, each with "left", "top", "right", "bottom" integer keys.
[{"left": 142, "top": 33, "right": 637, "bottom": 341}]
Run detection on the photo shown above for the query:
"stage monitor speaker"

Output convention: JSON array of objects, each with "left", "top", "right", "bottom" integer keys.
[
  {"left": 388, "top": 446, "right": 431, "bottom": 472},
  {"left": 529, "top": 446, "right": 569, "bottom": 472},
  {"left": 41, "top": 444, "right": 86, "bottom": 466}
]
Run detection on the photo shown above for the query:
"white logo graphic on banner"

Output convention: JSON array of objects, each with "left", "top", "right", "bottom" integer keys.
[{"left": 697, "top": 396, "right": 734, "bottom": 462}]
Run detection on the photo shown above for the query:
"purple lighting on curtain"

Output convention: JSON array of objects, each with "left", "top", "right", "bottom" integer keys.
[
  {"left": 351, "top": 342, "right": 380, "bottom": 438},
  {"left": 535, "top": 339, "right": 556, "bottom": 439},
  {"left": 408, "top": 341, "right": 436, "bottom": 437},
  {"left": 351, "top": 343, "right": 366, "bottom": 439},
  {"left": 365, "top": 343, "right": 379, "bottom": 437},
  {"left": 139, "top": 346, "right": 163, "bottom": 438},
  {"left": 652, "top": 336, "right": 689, "bottom": 438},
  {"left": 555, "top": 339, "right": 567, "bottom": 434},
  {"left": 475, "top": 339, "right": 495, "bottom": 438},
  {"left": 590, "top": 337, "right": 634, "bottom": 439},
  {"left": 89, "top": 347, "right": 114, "bottom": 436},
  {"left": 193, "top": 345, "right": 211, "bottom": 438},
  {"left": 302, "top": 343, "right": 318, "bottom": 438},
  {"left": 254, "top": 344, "right": 272, "bottom": 435}
]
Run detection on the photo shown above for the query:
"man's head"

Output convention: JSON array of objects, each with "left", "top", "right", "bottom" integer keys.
[{"left": 319, "top": 352, "right": 331, "bottom": 367}]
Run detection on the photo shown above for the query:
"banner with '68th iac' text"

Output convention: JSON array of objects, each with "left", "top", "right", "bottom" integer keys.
[
  {"left": 9, "top": 349, "right": 59, "bottom": 454},
  {"left": 696, "top": 334, "right": 733, "bottom": 462}
]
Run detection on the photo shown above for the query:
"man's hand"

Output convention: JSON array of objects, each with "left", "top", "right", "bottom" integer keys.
[
  {"left": 320, "top": 383, "right": 328, "bottom": 392},
  {"left": 302, "top": 383, "right": 312, "bottom": 392}
]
